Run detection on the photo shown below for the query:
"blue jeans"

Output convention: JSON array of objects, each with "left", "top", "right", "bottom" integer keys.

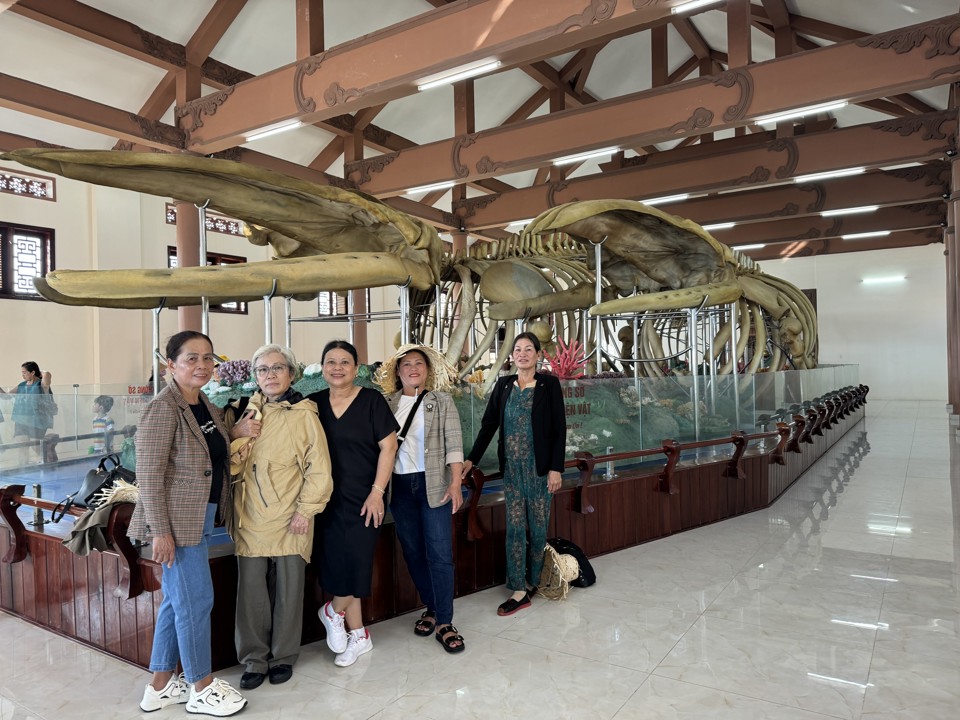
[
  {"left": 149, "top": 503, "right": 217, "bottom": 684},
  {"left": 390, "top": 472, "right": 455, "bottom": 625}
]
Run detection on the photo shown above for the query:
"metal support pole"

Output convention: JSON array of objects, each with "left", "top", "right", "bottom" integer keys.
[
  {"left": 590, "top": 236, "right": 607, "bottom": 371},
  {"left": 581, "top": 309, "right": 589, "bottom": 365},
  {"left": 72, "top": 384, "right": 80, "bottom": 451},
  {"left": 434, "top": 285, "right": 443, "bottom": 350},
  {"left": 152, "top": 298, "right": 166, "bottom": 396},
  {"left": 688, "top": 306, "right": 701, "bottom": 441},
  {"left": 604, "top": 446, "right": 617, "bottom": 479},
  {"left": 262, "top": 279, "right": 278, "bottom": 345},
  {"left": 729, "top": 302, "right": 741, "bottom": 429},
  {"left": 284, "top": 296, "right": 293, "bottom": 349},
  {"left": 28, "top": 484, "right": 45, "bottom": 527},
  {"left": 196, "top": 201, "right": 210, "bottom": 335},
  {"left": 347, "top": 290, "right": 356, "bottom": 345},
  {"left": 398, "top": 277, "right": 412, "bottom": 345},
  {"left": 704, "top": 310, "right": 717, "bottom": 413}
]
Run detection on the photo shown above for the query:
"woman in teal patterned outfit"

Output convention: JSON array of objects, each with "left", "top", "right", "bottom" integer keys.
[{"left": 462, "top": 332, "right": 566, "bottom": 616}]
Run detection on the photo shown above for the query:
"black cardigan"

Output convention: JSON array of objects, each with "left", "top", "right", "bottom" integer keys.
[{"left": 467, "top": 373, "right": 566, "bottom": 476}]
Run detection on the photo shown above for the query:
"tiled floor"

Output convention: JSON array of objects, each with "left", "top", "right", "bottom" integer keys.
[{"left": 3, "top": 399, "right": 958, "bottom": 719}]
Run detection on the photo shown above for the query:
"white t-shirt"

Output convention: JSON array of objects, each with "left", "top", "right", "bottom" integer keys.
[{"left": 394, "top": 393, "right": 426, "bottom": 474}]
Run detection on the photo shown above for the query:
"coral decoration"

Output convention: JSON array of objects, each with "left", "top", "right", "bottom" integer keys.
[
  {"left": 544, "top": 338, "right": 588, "bottom": 379},
  {"left": 217, "top": 359, "right": 252, "bottom": 387}
]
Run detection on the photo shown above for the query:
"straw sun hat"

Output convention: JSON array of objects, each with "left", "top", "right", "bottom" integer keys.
[{"left": 374, "top": 344, "right": 459, "bottom": 395}]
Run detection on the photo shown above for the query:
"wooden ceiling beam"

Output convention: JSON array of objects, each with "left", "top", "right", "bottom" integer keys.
[
  {"left": 186, "top": 0, "right": 249, "bottom": 65},
  {"left": 678, "top": 165, "right": 949, "bottom": 226},
  {"left": 0, "top": 72, "right": 183, "bottom": 150},
  {"left": 296, "top": 0, "right": 324, "bottom": 59},
  {"left": 350, "top": 17, "right": 960, "bottom": 197},
  {"left": 750, "top": 6, "right": 868, "bottom": 44},
  {"left": 757, "top": 19, "right": 938, "bottom": 119},
  {"left": 502, "top": 88, "right": 550, "bottom": 126},
  {"left": 460, "top": 111, "right": 955, "bottom": 229},
  {"left": 114, "top": 0, "right": 247, "bottom": 149},
  {"left": 667, "top": 55, "right": 699, "bottom": 84},
  {"left": 10, "top": 0, "right": 408, "bottom": 159},
  {"left": 8, "top": 0, "right": 247, "bottom": 85},
  {"left": 183, "top": 0, "right": 683, "bottom": 151},
  {"left": 749, "top": 228, "right": 940, "bottom": 260},
  {"left": 9, "top": 0, "right": 185, "bottom": 70},
  {"left": 520, "top": 61, "right": 598, "bottom": 107},
  {"left": 307, "top": 136, "right": 345, "bottom": 172},
  {"left": 710, "top": 203, "right": 944, "bottom": 246},
  {"left": 671, "top": 17, "right": 712, "bottom": 59},
  {"left": 726, "top": 0, "right": 752, "bottom": 69}
]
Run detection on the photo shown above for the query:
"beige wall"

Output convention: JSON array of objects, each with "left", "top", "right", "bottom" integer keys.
[
  {"left": 765, "top": 244, "right": 947, "bottom": 401},
  {"left": 0, "top": 162, "right": 401, "bottom": 394}
]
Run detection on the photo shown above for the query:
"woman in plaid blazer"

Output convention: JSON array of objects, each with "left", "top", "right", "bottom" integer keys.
[{"left": 129, "top": 331, "right": 247, "bottom": 717}]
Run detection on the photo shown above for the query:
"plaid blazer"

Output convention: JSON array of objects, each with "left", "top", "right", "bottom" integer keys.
[
  {"left": 386, "top": 390, "right": 464, "bottom": 508},
  {"left": 127, "top": 381, "right": 229, "bottom": 546}
]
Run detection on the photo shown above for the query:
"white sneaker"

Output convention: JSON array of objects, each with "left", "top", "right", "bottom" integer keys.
[
  {"left": 319, "top": 601, "right": 348, "bottom": 653},
  {"left": 335, "top": 629, "right": 373, "bottom": 667},
  {"left": 140, "top": 674, "right": 189, "bottom": 712},
  {"left": 186, "top": 677, "right": 247, "bottom": 717}
]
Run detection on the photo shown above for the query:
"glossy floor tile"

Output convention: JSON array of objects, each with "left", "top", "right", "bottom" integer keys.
[{"left": 2, "top": 399, "right": 958, "bottom": 719}]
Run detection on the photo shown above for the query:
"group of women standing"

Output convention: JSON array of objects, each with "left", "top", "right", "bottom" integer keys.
[{"left": 129, "top": 330, "right": 565, "bottom": 717}]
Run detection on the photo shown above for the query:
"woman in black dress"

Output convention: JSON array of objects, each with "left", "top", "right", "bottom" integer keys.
[{"left": 309, "top": 341, "right": 398, "bottom": 667}]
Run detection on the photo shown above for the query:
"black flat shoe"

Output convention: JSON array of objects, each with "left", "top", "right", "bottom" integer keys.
[
  {"left": 240, "top": 671, "right": 266, "bottom": 689},
  {"left": 497, "top": 592, "right": 531, "bottom": 616},
  {"left": 268, "top": 664, "right": 293, "bottom": 685}
]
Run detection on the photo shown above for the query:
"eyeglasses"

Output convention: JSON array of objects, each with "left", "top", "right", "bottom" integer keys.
[{"left": 254, "top": 364, "right": 289, "bottom": 378}]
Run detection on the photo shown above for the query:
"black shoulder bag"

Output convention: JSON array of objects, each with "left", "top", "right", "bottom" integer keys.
[
  {"left": 396, "top": 392, "right": 427, "bottom": 448},
  {"left": 51, "top": 453, "right": 136, "bottom": 522}
]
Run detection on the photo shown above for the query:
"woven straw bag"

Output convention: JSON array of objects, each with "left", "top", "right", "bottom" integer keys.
[{"left": 537, "top": 544, "right": 580, "bottom": 601}]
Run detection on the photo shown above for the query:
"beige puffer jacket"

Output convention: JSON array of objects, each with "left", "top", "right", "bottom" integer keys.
[{"left": 227, "top": 392, "right": 332, "bottom": 562}]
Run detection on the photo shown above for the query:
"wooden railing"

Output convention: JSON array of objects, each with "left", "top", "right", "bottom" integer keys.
[
  {"left": 462, "top": 384, "right": 868, "bottom": 539},
  {"left": 0, "top": 485, "right": 142, "bottom": 599},
  {"left": 2, "top": 384, "right": 869, "bottom": 592}
]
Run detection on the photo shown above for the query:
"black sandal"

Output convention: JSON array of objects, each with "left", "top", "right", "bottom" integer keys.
[
  {"left": 414, "top": 610, "right": 436, "bottom": 636},
  {"left": 497, "top": 592, "right": 531, "bottom": 616},
  {"left": 435, "top": 624, "right": 465, "bottom": 653}
]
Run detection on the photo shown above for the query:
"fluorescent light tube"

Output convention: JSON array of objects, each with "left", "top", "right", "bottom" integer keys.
[
  {"left": 735, "top": 243, "right": 766, "bottom": 250},
  {"left": 794, "top": 167, "right": 865, "bottom": 183},
  {"left": 671, "top": 0, "right": 724, "bottom": 14},
  {"left": 862, "top": 275, "right": 906, "bottom": 284},
  {"left": 756, "top": 101, "right": 848, "bottom": 125},
  {"left": 643, "top": 193, "right": 689, "bottom": 206},
  {"left": 821, "top": 205, "right": 879, "bottom": 217},
  {"left": 417, "top": 61, "right": 501, "bottom": 91},
  {"left": 552, "top": 147, "right": 620, "bottom": 166},
  {"left": 701, "top": 222, "right": 735, "bottom": 231},
  {"left": 403, "top": 180, "right": 456, "bottom": 195},
  {"left": 842, "top": 230, "right": 890, "bottom": 240},
  {"left": 881, "top": 161, "right": 924, "bottom": 171},
  {"left": 245, "top": 120, "right": 303, "bottom": 142}
]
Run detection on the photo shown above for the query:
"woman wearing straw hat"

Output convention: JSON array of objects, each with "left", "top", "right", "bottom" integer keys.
[{"left": 375, "top": 344, "right": 466, "bottom": 653}]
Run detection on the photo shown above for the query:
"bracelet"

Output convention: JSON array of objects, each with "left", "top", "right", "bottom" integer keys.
[{"left": 371, "top": 485, "right": 386, "bottom": 495}]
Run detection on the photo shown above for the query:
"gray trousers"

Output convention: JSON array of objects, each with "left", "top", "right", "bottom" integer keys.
[{"left": 235, "top": 555, "right": 306, "bottom": 672}]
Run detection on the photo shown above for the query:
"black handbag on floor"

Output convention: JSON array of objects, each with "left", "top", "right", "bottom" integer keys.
[
  {"left": 51, "top": 453, "right": 136, "bottom": 522},
  {"left": 547, "top": 537, "right": 596, "bottom": 588}
]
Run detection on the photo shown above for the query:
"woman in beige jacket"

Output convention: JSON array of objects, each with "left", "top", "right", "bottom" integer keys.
[{"left": 226, "top": 344, "right": 333, "bottom": 690}]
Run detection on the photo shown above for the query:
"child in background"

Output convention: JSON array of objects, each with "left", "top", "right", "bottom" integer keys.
[{"left": 92, "top": 395, "right": 115, "bottom": 454}]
